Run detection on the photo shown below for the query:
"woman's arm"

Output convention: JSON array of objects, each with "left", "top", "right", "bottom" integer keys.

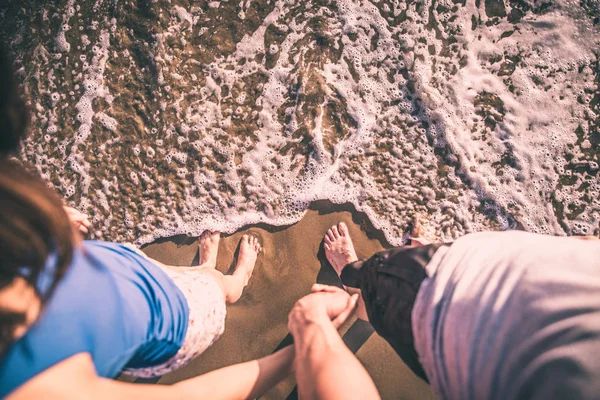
[
  {"left": 9, "top": 346, "right": 294, "bottom": 400},
  {"left": 175, "top": 345, "right": 294, "bottom": 399}
]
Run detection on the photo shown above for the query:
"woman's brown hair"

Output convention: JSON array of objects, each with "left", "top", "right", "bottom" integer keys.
[{"left": 0, "top": 44, "right": 75, "bottom": 354}]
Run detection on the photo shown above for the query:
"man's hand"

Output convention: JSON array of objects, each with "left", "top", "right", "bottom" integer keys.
[
  {"left": 63, "top": 206, "right": 91, "bottom": 235},
  {"left": 288, "top": 285, "right": 382, "bottom": 400},
  {"left": 288, "top": 285, "right": 358, "bottom": 337}
]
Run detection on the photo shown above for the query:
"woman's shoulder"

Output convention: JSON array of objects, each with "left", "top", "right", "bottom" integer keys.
[
  {"left": 5, "top": 353, "right": 96, "bottom": 400},
  {"left": 0, "top": 244, "right": 146, "bottom": 396}
]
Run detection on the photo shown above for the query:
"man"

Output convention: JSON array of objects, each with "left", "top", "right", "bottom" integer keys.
[{"left": 320, "top": 221, "right": 600, "bottom": 399}]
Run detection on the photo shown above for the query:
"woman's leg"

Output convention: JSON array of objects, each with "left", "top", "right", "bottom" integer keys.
[{"left": 160, "top": 231, "right": 261, "bottom": 304}]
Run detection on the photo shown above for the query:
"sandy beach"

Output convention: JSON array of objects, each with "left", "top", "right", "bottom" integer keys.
[{"left": 122, "top": 201, "right": 434, "bottom": 399}]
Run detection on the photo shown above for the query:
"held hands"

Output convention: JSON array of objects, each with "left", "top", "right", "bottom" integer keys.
[
  {"left": 63, "top": 206, "right": 91, "bottom": 235},
  {"left": 288, "top": 284, "right": 358, "bottom": 337}
]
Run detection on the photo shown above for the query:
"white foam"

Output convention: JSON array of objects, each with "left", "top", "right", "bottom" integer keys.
[
  {"left": 10, "top": 0, "right": 600, "bottom": 246},
  {"left": 96, "top": 112, "right": 118, "bottom": 132}
]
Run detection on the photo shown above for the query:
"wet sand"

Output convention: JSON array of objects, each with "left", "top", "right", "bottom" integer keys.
[{"left": 129, "top": 201, "right": 434, "bottom": 399}]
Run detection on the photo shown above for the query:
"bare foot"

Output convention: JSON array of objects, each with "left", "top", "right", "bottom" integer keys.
[
  {"left": 198, "top": 230, "right": 220, "bottom": 268},
  {"left": 233, "top": 235, "right": 261, "bottom": 286},
  {"left": 409, "top": 214, "right": 435, "bottom": 247},
  {"left": 324, "top": 222, "right": 358, "bottom": 277},
  {"left": 64, "top": 206, "right": 91, "bottom": 235}
]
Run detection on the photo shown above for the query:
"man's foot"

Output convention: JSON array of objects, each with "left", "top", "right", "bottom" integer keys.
[
  {"left": 324, "top": 222, "right": 358, "bottom": 277},
  {"left": 233, "top": 235, "right": 261, "bottom": 286},
  {"left": 409, "top": 214, "right": 435, "bottom": 246},
  {"left": 198, "top": 230, "right": 220, "bottom": 268}
]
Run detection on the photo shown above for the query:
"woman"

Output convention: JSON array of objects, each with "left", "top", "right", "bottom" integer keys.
[{"left": 0, "top": 45, "right": 293, "bottom": 399}]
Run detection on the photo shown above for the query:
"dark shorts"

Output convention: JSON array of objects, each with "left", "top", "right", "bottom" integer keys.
[{"left": 340, "top": 243, "right": 447, "bottom": 382}]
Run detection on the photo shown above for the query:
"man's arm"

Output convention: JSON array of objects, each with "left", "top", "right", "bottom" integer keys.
[{"left": 288, "top": 289, "right": 381, "bottom": 400}]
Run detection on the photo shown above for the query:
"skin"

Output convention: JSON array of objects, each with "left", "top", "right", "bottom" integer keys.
[
  {"left": 63, "top": 206, "right": 91, "bottom": 235},
  {"left": 163, "top": 231, "right": 262, "bottom": 304},
  {"left": 323, "top": 219, "right": 436, "bottom": 322},
  {"left": 323, "top": 222, "right": 368, "bottom": 321},
  {"left": 9, "top": 349, "right": 295, "bottom": 400},
  {"left": 288, "top": 285, "right": 381, "bottom": 400}
]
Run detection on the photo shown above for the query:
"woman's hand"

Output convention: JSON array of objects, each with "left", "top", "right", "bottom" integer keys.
[{"left": 63, "top": 206, "right": 91, "bottom": 235}]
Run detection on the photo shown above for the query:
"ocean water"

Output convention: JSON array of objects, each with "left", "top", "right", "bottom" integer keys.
[{"left": 1, "top": 0, "right": 599, "bottom": 246}]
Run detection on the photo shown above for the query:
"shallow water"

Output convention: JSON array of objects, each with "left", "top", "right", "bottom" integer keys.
[{"left": 1, "top": 0, "right": 599, "bottom": 245}]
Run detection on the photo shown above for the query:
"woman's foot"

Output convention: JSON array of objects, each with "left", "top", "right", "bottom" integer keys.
[
  {"left": 198, "top": 230, "right": 220, "bottom": 268},
  {"left": 324, "top": 222, "right": 358, "bottom": 277},
  {"left": 233, "top": 235, "right": 261, "bottom": 286}
]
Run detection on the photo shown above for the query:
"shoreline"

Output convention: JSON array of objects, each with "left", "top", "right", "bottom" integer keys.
[
  {"left": 135, "top": 202, "right": 433, "bottom": 400},
  {"left": 134, "top": 199, "right": 408, "bottom": 249}
]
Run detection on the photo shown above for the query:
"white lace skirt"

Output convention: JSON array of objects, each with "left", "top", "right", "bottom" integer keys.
[{"left": 121, "top": 253, "right": 227, "bottom": 378}]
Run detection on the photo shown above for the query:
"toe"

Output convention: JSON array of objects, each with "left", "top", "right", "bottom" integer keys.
[
  {"left": 324, "top": 243, "right": 331, "bottom": 251},
  {"left": 338, "top": 222, "right": 349, "bottom": 236},
  {"left": 207, "top": 232, "right": 220, "bottom": 244},
  {"left": 326, "top": 229, "right": 335, "bottom": 242},
  {"left": 332, "top": 225, "right": 340, "bottom": 239},
  {"left": 324, "top": 235, "right": 332, "bottom": 245}
]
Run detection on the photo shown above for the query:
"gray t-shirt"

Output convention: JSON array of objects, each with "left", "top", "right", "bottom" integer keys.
[{"left": 413, "top": 231, "right": 600, "bottom": 400}]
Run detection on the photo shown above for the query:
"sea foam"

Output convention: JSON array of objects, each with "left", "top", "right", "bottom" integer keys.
[{"left": 1, "top": 0, "right": 599, "bottom": 246}]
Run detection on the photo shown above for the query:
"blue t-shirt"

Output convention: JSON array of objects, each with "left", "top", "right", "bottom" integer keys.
[{"left": 0, "top": 241, "right": 189, "bottom": 397}]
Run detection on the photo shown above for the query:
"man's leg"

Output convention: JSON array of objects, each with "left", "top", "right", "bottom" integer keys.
[
  {"left": 322, "top": 216, "right": 434, "bottom": 321},
  {"left": 322, "top": 218, "right": 442, "bottom": 382},
  {"left": 323, "top": 222, "right": 369, "bottom": 321}
]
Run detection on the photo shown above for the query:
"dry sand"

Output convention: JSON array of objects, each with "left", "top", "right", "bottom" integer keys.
[{"left": 128, "top": 201, "right": 434, "bottom": 400}]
